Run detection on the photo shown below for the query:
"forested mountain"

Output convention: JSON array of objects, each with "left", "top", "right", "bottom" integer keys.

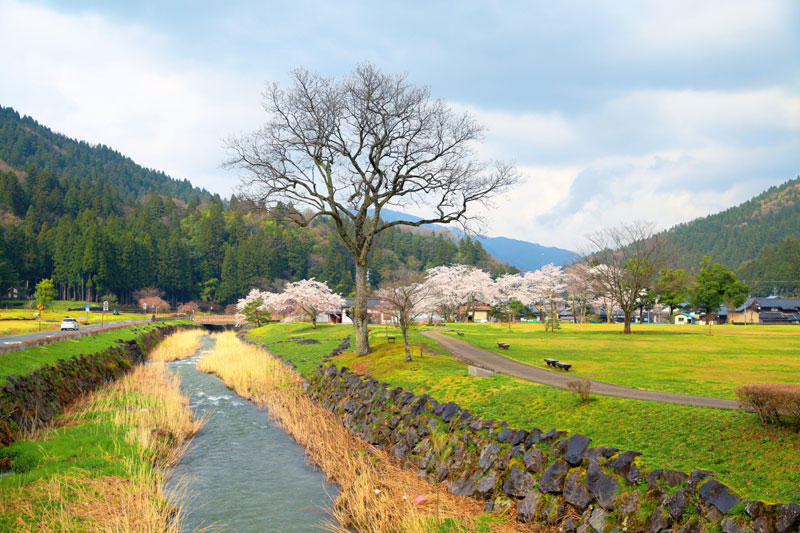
[
  {"left": 0, "top": 106, "right": 514, "bottom": 306},
  {"left": 662, "top": 177, "right": 800, "bottom": 294}
]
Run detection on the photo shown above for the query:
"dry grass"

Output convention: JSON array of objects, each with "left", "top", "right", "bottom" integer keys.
[
  {"left": 1, "top": 361, "right": 202, "bottom": 531},
  {"left": 199, "top": 332, "right": 543, "bottom": 533},
  {"left": 737, "top": 383, "right": 800, "bottom": 430},
  {"left": 148, "top": 328, "right": 205, "bottom": 362},
  {"left": 566, "top": 379, "right": 592, "bottom": 403}
]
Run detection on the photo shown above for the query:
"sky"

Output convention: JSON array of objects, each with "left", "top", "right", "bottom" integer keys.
[{"left": 1, "top": 0, "right": 798, "bottom": 250}]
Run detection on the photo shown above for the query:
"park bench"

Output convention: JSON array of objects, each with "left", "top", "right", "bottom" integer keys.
[
  {"left": 544, "top": 358, "right": 557, "bottom": 367},
  {"left": 387, "top": 336, "right": 396, "bottom": 343},
  {"left": 456, "top": 332, "right": 464, "bottom": 336},
  {"left": 555, "top": 362, "right": 571, "bottom": 371},
  {"left": 497, "top": 342, "right": 510, "bottom": 349}
]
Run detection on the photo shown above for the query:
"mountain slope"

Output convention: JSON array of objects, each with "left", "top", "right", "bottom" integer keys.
[
  {"left": 375, "top": 209, "right": 576, "bottom": 271},
  {"left": 664, "top": 176, "right": 800, "bottom": 271}
]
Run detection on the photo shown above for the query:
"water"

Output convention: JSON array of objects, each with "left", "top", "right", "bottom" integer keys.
[{"left": 165, "top": 336, "right": 337, "bottom": 532}]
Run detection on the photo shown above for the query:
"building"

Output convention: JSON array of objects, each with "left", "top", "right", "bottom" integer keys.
[
  {"left": 331, "top": 298, "right": 394, "bottom": 325},
  {"left": 728, "top": 297, "right": 800, "bottom": 324},
  {"left": 674, "top": 312, "right": 697, "bottom": 325},
  {"left": 458, "top": 302, "right": 494, "bottom": 323}
]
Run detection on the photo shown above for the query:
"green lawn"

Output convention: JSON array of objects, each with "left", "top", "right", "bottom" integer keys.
[
  {"left": 0, "top": 300, "right": 151, "bottom": 337},
  {"left": 0, "top": 321, "right": 192, "bottom": 382},
  {"left": 439, "top": 322, "right": 800, "bottom": 399},
  {"left": 248, "top": 322, "right": 800, "bottom": 505}
]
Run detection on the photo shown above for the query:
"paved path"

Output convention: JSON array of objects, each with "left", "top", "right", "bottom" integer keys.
[
  {"left": 0, "top": 319, "right": 151, "bottom": 350},
  {"left": 421, "top": 330, "right": 740, "bottom": 410}
]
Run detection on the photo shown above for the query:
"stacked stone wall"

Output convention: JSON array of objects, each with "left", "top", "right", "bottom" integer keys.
[{"left": 307, "top": 359, "right": 800, "bottom": 532}]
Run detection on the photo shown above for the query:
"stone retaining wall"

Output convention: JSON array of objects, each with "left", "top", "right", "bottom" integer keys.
[
  {"left": 306, "top": 358, "right": 800, "bottom": 532},
  {"left": 0, "top": 323, "right": 194, "bottom": 447}
]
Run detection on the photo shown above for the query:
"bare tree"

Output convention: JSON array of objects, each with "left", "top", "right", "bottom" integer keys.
[
  {"left": 586, "top": 222, "right": 667, "bottom": 334},
  {"left": 377, "top": 279, "right": 431, "bottom": 362},
  {"left": 227, "top": 64, "right": 516, "bottom": 355}
]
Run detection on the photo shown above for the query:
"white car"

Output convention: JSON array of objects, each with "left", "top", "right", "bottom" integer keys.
[{"left": 60, "top": 317, "right": 79, "bottom": 331}]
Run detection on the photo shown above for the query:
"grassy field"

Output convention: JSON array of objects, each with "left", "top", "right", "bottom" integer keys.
[
  {"left": 0, "top": 320, "right": 192, "bottom": 382},
  {"left": 439, "top": 322, "right": 800, "bottom": 399},
  {"left": 0, "top": 300, "right": 150, "bottom": 336},
  {"left": 0, "top": 360, "right": 200, "bottom": 530},
  {"left": 248, "top": 322, "right": 800, "bottom": 505}
]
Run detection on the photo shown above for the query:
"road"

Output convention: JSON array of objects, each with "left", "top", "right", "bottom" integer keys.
[
  {"left": 421, "top": 330, "right": 740, "bottom": 410},
  {"left": 0, "top": 319, "right": 151, "bottom": 349}
]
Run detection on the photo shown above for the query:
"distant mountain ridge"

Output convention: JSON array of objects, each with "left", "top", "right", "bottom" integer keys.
[
  {"left": 375, "top": 208, "right": 576, "bottom": 271},
  {"left": 663, "top": 176, "right": 800, "bottom": 270}
]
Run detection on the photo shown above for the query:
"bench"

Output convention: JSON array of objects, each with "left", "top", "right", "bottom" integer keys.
[
  {"left": 544, "top": 358, "right": 558, "bottom": 367},
  {"left": 497, "top": 342, "right": 510, "bottom": 349},
  {"left": 555, "top": 362, "right": 572, "bottom": 371},
  {"left": 387, "top": 336, "right": 396, "bottom": 343},
  {"left": 456, "top": 332, "right": 464, "bottom": 336}
]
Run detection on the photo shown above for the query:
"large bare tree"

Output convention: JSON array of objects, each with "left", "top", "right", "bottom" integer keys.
[
  {"left": 586, "top": 221, "right": 667, "bottom": 334},
  {"left": 227, "top": 64, "right": 516, "bottom": 355}
]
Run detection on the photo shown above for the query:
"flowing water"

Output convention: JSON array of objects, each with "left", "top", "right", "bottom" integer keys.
[{"left": 165, "top": 336, "right": 337, "bottom": 532}]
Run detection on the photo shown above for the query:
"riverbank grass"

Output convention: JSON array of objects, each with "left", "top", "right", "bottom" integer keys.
[
  {"left": 200, "top": 331, "right": 528, "bottom": 533},
  {"left": 249, "top": 322, "right": 800, "bottom": 505},
  {"left": 149, "top": 328, "right": 205, "bottom": 362},
  {"left": 0, "top": 360, "right": 201, "bottom": 530}
]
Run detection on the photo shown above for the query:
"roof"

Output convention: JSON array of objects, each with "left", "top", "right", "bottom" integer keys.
[
  {"left": 737, "top": 297, "right": 800, "bottom": 312},
  {"left": 342, "top": 298, "right": 384, "bottom": 307}
]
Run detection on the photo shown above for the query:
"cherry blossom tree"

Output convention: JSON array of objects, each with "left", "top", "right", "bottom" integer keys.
[
  {"left": 564, "top": 264, "right": 593, "bottom": 324},
  {"left": 236, "top": 288, "right": 284, "bottom": 326},
  {"left": 279, "top": 278, "right": 344, "bottom": 329},
  {"left": 424, "top": 265, "right": 498, "bottom": 322},
  {"left": 377, "top": 281, "right": 431, "bottom": 361},
  {"left": 532, "top": 264, "right": 566, "bottom": 332}
]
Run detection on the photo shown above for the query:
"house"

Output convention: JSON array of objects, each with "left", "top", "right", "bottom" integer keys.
[
  {"left": 674, "top": 312, "right": 696, "bottom": 325},
  {"left": 458, "top": 302, "right": 494, "bottom": 323},
  {"left": 332, "top": 298, "right": 394, "bottom": 325},
  {"left": 728, "top": 297, "right": 800, "bottom": 324}
]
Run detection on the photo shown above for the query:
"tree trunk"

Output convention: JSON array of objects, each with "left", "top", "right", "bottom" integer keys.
[
  {"left": 354, "top": 261, "right": 370, "bottom": 356},
  {"left": 623, "top": 310, "right": 632, "bottom": 334},
  {"left": 402, "top": 326, "right": 411, "bottom": 362}
]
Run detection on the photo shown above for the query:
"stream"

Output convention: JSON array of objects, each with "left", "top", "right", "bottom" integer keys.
[{"left": 165, "top": 335, "right": 337, "bottom": 532}]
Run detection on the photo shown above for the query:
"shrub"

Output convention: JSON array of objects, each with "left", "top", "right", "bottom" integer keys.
[
  {"left": 137, "top": 296, "right": 170, "bottom": 313},
  {"left": 567, "top": 379, "right": 592, "bottom": 403},
  {"left": 736, "top": 383, "right": 800, "bottom": 430}
]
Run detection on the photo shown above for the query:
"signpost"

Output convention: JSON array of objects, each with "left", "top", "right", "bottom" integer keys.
[
  {"left": 37, "top": 304, "right": 43, "bottom": 331},
  {"left": 102, "top": 300, "right": 108, "bottom": 326}
]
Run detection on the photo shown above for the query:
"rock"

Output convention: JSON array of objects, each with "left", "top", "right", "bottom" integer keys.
[
  {"left": 610, "top": 451, "right": 642, "bottom": 484},
  {"left": 497, "top": 428, "right": 515, "bottom": 443},
  {"left": 689, "top": 468, "right": 713, "bottom": 490},
  {"left": 511, "top": 444, "right": 525, "bottom": 458},
  {"left": 484, "top": 499, "right": 494, "bottom": 512},
  {"left": 540, "top": 460, "right": 569, "bottom": 493},
  {"left": 776, "top": 503, "right": 800, "bottom": 533},
  {"left": 476, "top": 471, "right": 499, "bottom": 498},
  {"left": 617, "top": 491, "right": 640, "bottom": 517},
  {"left": 647, "top": 507, "right": 673, "bottom": 532},
  {"left": 511, "top": 429, "right": 529, "bottom": 446},
  {"left": 516, "top": 490, "right": 542, "bottom": 522},
  {"left": 538, "top": 496, "right": 566, "bottom": 525},
  {"left": 540, "top": 429, "right": 567, "bottom": 443},
  {"left": 449, "top": 473, "right": 477, "bottom": 498},
  {"left": 441, "top": 402, "right": 460, "bottom": 422},
  {"left": 663, "top": 488, "right": 689, "bottom": 521},
  {"left": 551, "top": 438, "right": 569, "bottom": 458},
  {"left": 585, "top": 446, "right": 620, "bottom": 463},
  {"left": 478, "top": 443, "right": 502, "bottom": 470},
  {"left": 699, "top": 479, "right": 740, "bottom": 514},
  {"left": 561, "top": 516, "right": 578, "bottom": 532},
  {"left": 523, "top": 448, "right": 546, "bottom": 474},
  {"left": 503, "top": 465, "right": 535, "bottom": 497},
  {"left": 588, "top": 507, "right": 607, "bottom": 532},
  {"left": 648, "top": 469, "right": 689, "bottom": 491},
  {"left": 563, "top": 469, "right": 592, "bottom": 511},
  {"left": 721, "top": 517, "right": 754, "bottom": 533},
  {"left": 586, "top": 461, "right": 618, "bottom": 510},
  {"left": 524, "top": 428, "right": 542, "bottom": 447},
  {"left": 565, "top": 434, "right": 592, "bottom": 466}
]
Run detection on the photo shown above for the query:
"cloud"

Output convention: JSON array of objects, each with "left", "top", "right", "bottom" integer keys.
[{"left": 0, "top": 0, "right": 264, "bottom": 193}]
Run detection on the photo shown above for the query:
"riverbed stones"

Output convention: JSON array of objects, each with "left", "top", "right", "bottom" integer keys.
[
  {"left": 540, "top": 460, "right": 569, "bottom": 493},
  {"left": 565, "top": 434, "right": 592, "bottom": 466},
  {"left": 503, "top": 465, "right": 535, "bottom": 497}
]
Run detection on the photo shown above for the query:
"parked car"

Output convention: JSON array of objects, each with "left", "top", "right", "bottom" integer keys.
[{"left": 60, "top": 317, "right": 79, "bottom": 331}]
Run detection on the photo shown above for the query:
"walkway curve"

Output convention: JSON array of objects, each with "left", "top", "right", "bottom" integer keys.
[{"left": 421, "top": 330, "right": 740, "bottom": 410}]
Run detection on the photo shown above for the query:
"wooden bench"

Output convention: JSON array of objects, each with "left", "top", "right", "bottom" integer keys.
[
  {"left": 555, "top": 362, "right": 571, "bottom": 371},
  {"left": 497, "top": 342, "right": 510, "bottom": 349},
  {"left": 544, "top": 358, "right": 558, "bottom": 367}
]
